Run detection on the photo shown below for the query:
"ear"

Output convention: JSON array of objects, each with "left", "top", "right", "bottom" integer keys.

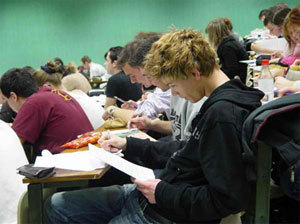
[
  {"left": 192, "top": 68, "right": 201, "bottom": 80},
  {"left": 43, "top": 83, "right": 53, "bottom": 89},
  {"left": 10, "top": 92, "right": 18, "bottom": 102},
  {"left": 112, "top": 60, "right": 118, "bottom": 68}
]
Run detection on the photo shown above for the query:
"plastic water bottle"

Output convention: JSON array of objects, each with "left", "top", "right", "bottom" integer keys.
[{"left": 258, "top": 59, "right": 274, "bottom": 102}]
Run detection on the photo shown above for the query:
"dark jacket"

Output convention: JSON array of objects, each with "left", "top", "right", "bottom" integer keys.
[
  {"left": 242, "top": 93, "right": 300, "bottom": 182},
  {"left": 126, "top": 79, "right": 264, "bottom": 223},
  {"left": 217, "top": 36, "right": 248, "bottom": 84}
]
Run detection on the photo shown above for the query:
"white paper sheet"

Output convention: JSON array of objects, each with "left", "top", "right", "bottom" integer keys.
[
  {"left": 89, "top": 144, "right": 155, "bottom": 180},
  {"left": 102, "top": 128, "right": 140, "bottom": 138},
  {"left": 34, "top": 148, "right": 105, "bottom": 171}
]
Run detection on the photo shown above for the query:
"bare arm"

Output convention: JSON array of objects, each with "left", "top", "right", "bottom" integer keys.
[
  {"left": 102, "top": 106, "right": 135, "bottom": 123},
  {"left": 104, "top": 97, "right": 117, "bottom": 109},
  {"left": 148, "top": 120, "right": 172, "bottom": 134},
  {"left": 251, "top": 42, "right": 279, "bottom": 55},
  {"left": 129, "top": 115, "right": 172, "bottom": 135}
]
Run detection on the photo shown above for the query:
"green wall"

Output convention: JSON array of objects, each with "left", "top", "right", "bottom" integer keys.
[{"left": 0, "top": 0, "right": 298, "bottom": 75}]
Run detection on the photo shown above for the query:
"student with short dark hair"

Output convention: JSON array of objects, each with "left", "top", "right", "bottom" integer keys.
[
  {"left": 81, "top": 55, "right": 106, "bottom": 79},
  {"left": 104, "top": 46, "right": 142, "bottom": 108},
  {"left": 0, "top": 68, "right": 93, "bottom": 158}
]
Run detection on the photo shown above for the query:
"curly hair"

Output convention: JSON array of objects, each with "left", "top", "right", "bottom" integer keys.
[
  {"left": 0, "top": 68, "right": 38, "bottom": 98},
  {"left": 144, "top": 29, "right": 219, "bottom": 81}
]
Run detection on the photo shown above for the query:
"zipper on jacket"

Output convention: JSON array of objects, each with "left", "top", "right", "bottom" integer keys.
[{"left": 290, "top": 160, "right": 300, "bottom": 183}]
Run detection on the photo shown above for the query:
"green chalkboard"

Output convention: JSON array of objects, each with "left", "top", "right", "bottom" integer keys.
[{"left": 0, "top": 0, "right": 298, "bottom": 75}]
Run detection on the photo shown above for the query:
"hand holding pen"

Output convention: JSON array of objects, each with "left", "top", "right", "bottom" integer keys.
[
  {"left": 99, "top": 131, "right": 127, "bottom": 152},
  {"left": 127, "top": 113, "right": 151, "bottom": 130},
  {"left": 114, "top": 96, "right": 138, "bottom": 110}
]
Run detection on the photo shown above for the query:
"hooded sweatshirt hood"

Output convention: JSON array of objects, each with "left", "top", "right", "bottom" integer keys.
[{"left": 200, "top": 79, "right": 264, "bottom": 114}]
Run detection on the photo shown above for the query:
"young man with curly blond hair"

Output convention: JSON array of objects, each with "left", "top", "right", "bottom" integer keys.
[{"left": 45, "top": 29, "right": 264, "bottom": 223}]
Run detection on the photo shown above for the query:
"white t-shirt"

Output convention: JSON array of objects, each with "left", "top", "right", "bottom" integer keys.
[
  {"left": 0, "top": 120, "right": 28, "bottom": 224},
  {"left": 90, "top": 62, "right": 106, "bottom": 79},
  {"left": 67, "top": 90, "right": 105, "bottom": 129}
]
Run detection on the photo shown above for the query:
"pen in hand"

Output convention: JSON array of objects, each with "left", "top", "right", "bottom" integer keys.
[
  {"left": 114, "top": 96, "right": 126, "bottom": 104},
  {"left": 114, "top": 96, "right": 138, "bottom": 109}
]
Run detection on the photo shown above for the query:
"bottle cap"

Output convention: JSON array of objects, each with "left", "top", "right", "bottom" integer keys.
[{"left": 261, "top": 59, "right": 269, "bottom": 66}]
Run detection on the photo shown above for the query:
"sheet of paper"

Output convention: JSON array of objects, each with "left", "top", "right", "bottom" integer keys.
[
  {"left": 102, "top": 128, "right": 140, "bottom": 138},
  {"left": 34, "top": 148, "right": 105, "bottom": 171},
  {"left": 89, "top": 144, "right": 155, "bottom": 180}
]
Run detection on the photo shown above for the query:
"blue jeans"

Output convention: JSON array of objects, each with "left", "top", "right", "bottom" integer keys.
[{"left": 44, "top": 184, "right": 155, "bottom": 224}]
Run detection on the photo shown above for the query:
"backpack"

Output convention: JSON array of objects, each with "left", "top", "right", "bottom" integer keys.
[{"left": 242, "top": 93, "right": 300, "bottom": 183}]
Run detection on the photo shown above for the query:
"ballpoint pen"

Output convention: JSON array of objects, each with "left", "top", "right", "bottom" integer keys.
[
  {"left": 114, "top": 96, "right": 126, "bottom": 104},
  {"left": 114, "top": 96, "right": 138, "bottom": 109}
]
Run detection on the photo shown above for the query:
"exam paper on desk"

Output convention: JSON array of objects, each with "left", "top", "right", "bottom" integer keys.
[
  {"left": 34, "top": 148, "right": 106, "bottom": 171},
  {"left": 89, "top": 144, "right": 155, "bottom": 180},
  {"left": 34, "top": 144, "right": 155, "bottom": 180}
]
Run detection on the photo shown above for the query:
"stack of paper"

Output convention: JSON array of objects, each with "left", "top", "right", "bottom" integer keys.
[
  {"left": 34, "top": 148, "right": 105, "bottom": 171},
  {"left": 34, "top": 144, "right": 155, "bottom": 180}
]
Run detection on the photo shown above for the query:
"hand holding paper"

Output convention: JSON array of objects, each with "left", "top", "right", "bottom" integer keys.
[
  {"left": 89, "top": 144, "right": 155, "bottom": 180},
  {"left": 134, "top": 179, "right": 161, "bottom": 204}
]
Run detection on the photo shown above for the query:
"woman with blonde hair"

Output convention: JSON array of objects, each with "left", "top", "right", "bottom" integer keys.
[
  {"left": 205, "top": 18, "right": 248, "bottom": 84},
  {"left": 282, "top": 4, "right": 300, "bottom": 57}
]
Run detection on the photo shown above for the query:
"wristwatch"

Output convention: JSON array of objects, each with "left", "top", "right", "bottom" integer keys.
[{"left": 108, "top": 107, "right": 115, "bottom": 116}]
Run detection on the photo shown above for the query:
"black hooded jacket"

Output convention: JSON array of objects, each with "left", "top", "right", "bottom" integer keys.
[
  {"left": 126, "top": 79, "right": 264, "bottom": 223},
  {"left": 217, "top": 36, "right": 248, "bottom": 84}
]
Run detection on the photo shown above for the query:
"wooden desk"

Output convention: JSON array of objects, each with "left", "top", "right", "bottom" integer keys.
[
  {"left": 23, "top": 126, "right": 151, "bottom": 223},
  {"left": 89, "top": 79, "right": 107, "bottom": 89},
  {"left": 24, "top": 165, "right": 109, "bottom": 223},
  {"left": 23, "top": 125, "right": 110, "bottom": 224}
]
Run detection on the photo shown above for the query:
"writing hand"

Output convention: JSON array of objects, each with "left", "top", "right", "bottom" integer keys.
[{"left": 99, "top": 134, "right": 126, "bottom": 152}]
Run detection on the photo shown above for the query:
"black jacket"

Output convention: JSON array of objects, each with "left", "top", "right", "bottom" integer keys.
[
  {"left": 126, "top": 79, "right": 264, "bottom": 223},
  {"left": 217, "top": 36, "right": 248, "bottom": 84},
  {"left": 242, "top": 93, "right": 300, "bottom": 182}
]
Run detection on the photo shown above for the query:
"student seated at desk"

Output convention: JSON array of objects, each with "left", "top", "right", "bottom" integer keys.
[
  {"left": 250, "top": 6, "right": 288, "bottom": 55},
  {"left": 0, "top": 66, "right": 36, "bottom": 123},
  {"left": 271, "top": 5, "right": 300, "bottom": 61},
  {"left": 104, "top": 46, "right": 142, "bottom": 108},
  {"left": 81, "top": 55, "right": 106, "bottom": 80},
  {"left": 106, "top": 36, "right": 204, "bottom": 141},
  {"left": 33, "top": 61, "right": 104, "bottom": 130},
  {"left": 205, "top": 18, "right": 248, "bottom": 84},
  {"left": 0, "top": 68, "right": 93, "bottom": 159},
  {"left": 103, "top": 37, "right": 172, "bottom": 122},
  {"left": 61, "top": 62, "right": 92, "bottom": 94},
  {"left": 45, "top": 29, "right": 264, "bottom": 224}
]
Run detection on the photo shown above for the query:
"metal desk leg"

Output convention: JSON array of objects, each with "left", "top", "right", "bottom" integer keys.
[
  {"left": 28, "top": 183, "right": 43, "bottom": 224},
  {"left": 255, "top": 143, "right": 272, "bottom": 224}
]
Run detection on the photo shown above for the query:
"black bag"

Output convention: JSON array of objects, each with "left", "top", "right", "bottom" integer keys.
[{"left": 17, "top": 164, "right": 55, "bottom": 179}]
